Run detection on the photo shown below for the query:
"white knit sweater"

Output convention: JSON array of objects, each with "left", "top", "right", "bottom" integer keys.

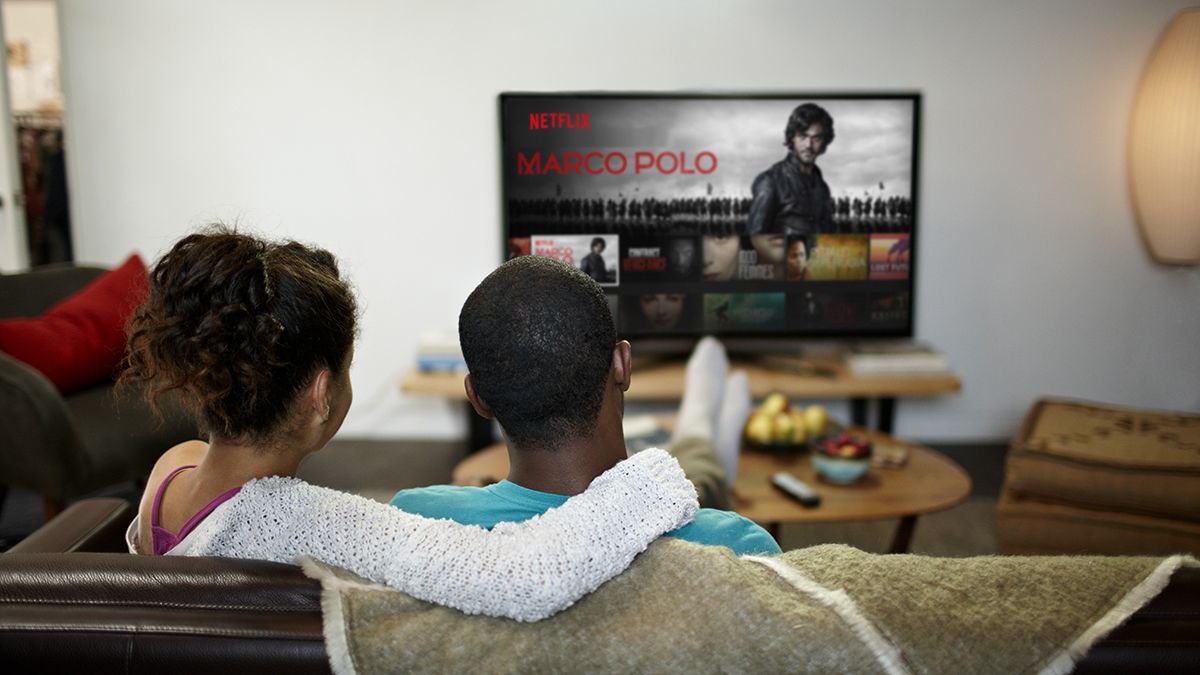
[{"left": 128, "top": 448, "right": 697, "bottom": 622}]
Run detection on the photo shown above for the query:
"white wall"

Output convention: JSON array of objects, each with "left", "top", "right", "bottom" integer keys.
[{"left": 57, "top": 0, "right": 1200, "bottom": 442}]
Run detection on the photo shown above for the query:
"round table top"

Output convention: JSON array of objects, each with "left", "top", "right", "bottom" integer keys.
[{"left": 453, "top": 430, "right": 972, "bottom": 526}]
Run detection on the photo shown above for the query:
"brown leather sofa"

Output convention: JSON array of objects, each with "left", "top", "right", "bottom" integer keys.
[{"left": 1, "top": 498, "right": 1198, "bottom": 674}]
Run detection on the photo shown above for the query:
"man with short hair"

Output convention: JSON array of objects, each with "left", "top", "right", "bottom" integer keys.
[
  {"left": 747, "top": 102, "right": 836, "bottom": 236},
  {"left": 391, "top": 256, "right": 779, "bottom": 556},
  {"left": 579, "top": 237, "right": 609, "bottom": 283}
]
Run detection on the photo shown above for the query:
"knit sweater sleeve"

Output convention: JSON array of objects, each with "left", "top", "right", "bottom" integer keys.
[{"left": 177, "top": 448, "right": 697, "bottom": 621}]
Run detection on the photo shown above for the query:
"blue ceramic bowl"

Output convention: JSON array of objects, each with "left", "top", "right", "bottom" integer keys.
[{"left": 812, "top": 454, "right": 870, "bottom": 484}]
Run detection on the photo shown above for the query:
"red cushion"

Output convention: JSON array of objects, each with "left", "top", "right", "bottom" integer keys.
[{"left": 0, "top": 254, "right": 148, "bottom": 393}]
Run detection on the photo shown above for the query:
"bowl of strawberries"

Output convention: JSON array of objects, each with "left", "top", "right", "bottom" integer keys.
[{"left": 812, "top": 432, "right": 873, "bottom": 484}]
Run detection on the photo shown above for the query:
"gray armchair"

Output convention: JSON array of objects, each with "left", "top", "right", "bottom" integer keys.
[{"left": 0, "top": 264, "right": 196, "bottom": 520}]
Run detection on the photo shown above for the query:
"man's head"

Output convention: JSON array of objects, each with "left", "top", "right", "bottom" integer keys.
[
  {"left": 590, "top": 237, "right": 606, "bottom": 254},
  {"left": 459, "top": 256, "right": 620, "bottom": 451},
  {"left": 783, "top": 103, "right": 835, "bottom": 165}
]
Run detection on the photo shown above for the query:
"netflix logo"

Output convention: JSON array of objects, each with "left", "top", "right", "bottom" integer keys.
[{"left": 530, "top": 112, "right": 590, "bottom": 130}]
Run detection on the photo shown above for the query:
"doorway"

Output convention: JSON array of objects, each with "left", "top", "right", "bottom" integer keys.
[{"left": 2, "top": 0, "right": 68, "bottom": 270}]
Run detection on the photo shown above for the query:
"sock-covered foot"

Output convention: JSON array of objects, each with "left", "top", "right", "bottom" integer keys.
[
  {"left": 672, "top": 336, "right": 728, "bottom": 442},
  {"left": 714, "top": 370, "right": 751, "bottom": 486}
]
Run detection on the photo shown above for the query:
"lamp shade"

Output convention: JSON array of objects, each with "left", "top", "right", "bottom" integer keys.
[{"left": 1129, "top": 9, "right": 1200, "bottom": 265}]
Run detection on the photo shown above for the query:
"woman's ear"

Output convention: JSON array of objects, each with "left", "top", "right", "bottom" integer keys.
[{"left": 307, "top": 368, "right": 333, "bottom": 422}]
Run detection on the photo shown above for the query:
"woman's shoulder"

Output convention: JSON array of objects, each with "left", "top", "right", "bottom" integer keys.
[
  {"left": 150, "top": 440, "right": 209, "bottom": 479},
  {"left": 133, "top": 440, "right": 209, "bottom": 555}
]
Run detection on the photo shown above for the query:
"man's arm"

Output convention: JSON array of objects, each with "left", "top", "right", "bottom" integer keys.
[{"left": 746, "top": 172, "right": 776, "bottom": 235}]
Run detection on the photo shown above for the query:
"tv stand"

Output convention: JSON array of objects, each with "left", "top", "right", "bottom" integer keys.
[{"left": 403, "top": 350, "right": 961, "bottom": 451}]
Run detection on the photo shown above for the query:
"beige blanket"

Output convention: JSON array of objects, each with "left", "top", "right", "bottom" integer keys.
[{"left": 304, "top": 542, "right": 1195, "bottom": 675}]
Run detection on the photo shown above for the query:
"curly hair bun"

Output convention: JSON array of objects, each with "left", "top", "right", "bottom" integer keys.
[{"left": 122, "top": 226, "right": 357, "bottom": 443}]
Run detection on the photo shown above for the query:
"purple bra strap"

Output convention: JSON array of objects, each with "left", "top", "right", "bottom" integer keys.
[
  {"left": 173, "top": 485, "right": 242, "bottom": 543},
  {"left": 150, "top": 464, "right": 197, "bottom": 528}
]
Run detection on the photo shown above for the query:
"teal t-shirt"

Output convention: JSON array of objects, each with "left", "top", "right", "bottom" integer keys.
[{"left": 390, "top": 480, "right": 781, "bottom": 556}]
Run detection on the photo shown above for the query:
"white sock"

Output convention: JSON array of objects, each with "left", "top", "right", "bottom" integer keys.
[
  {"left": 714, "top": 370, "right": 750, "bottom": 486},
  {"left": 672, "top": 336, "right": 728, "bottom": 443}
]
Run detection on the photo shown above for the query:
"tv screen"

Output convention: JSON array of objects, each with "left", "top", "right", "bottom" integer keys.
[{"left": 500, "top": 93, "right": 919, "bottom": 341}]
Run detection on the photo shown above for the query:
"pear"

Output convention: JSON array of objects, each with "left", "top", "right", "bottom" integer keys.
[
  {"left": 760, "top": 392, "right": 789, "bottom": 417},
  {"left": 745, "top": 412, "right": 773, "bottom": 444},
  {"left": 803, "top": 405, "right": 829, "bottom": 438},
  {"left": 771, "top": 412, "right": 795, "bottom": 442},
  {"left": 789, "top": 409, "right": 809, "bottom": 444}
]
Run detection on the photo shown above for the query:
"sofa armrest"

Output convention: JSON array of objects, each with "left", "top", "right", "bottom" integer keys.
[
  {"left": 6, "top": 498, "right": 132, "bottom": 553},
  {"left": 0, "top": 351, "right": 82, "bottom": 496}
]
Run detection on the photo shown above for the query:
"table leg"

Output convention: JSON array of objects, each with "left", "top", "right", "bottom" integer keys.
[
  {"left": 466, "top": 403, "right": 495, "bottom": 453},
  {"left": 888, "top": 515, "right": 917, "bottom": 553},
  {"left": 879, "top": 397, "right": 896, "bottom": 434},
  {"left": 851, "top": 398, "right": 869, "bottom": 427},
  {"left": 766, "top": 521, "right": 781, "bottom": 545}
]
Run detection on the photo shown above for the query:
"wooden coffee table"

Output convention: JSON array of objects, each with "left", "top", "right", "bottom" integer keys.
[{"left": 454, "top": 429, "right": 971, "bottom": 553}]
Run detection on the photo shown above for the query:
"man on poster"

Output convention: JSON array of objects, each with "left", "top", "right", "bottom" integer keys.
[
  {"left": 580, "top": 237, "right": 609, "bottom": 283},
  {"left": 747, "top": 103, "right": 836, "bottom": 236}
]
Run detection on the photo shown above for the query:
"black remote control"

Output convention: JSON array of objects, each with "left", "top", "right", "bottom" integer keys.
[{"left": 771, "top": 472, "right": 821, "bottom": 507}]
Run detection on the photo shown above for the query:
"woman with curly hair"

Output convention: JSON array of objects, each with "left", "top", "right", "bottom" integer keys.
[{"left": 120, "top": 227, "right": 698, "bottom": 622}]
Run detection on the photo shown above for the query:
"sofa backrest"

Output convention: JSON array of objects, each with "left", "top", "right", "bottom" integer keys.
[
  {"left": 0, "top": 552, "right": 330, "bottom": 674},
  {"left": 0, "top": 264, "right": 105, "bottom": 318}
]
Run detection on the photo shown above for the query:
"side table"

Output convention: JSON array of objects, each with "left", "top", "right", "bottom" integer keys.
[{"left": 453, "top": 429, "right": 971, "bottom": 553}]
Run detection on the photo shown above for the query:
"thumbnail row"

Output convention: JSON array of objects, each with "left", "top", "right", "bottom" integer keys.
[
  {"left": 609, "top": 290, "right": 911, "bottom": 334},
  {"left": 508, "top": 233, "right": 911, "bottom": 285}
]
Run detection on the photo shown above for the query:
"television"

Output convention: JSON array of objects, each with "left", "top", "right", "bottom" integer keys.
[{"left": 500, "top": 93, "right": 920, "bottom": 349}]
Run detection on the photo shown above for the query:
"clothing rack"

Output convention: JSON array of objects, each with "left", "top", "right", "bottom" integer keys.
[{"left": 13, "top": 109, "right": 63, "bottom": 130}]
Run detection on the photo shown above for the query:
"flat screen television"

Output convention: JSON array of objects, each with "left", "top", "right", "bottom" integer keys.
[{"left": 500, "top": 92, "right": 920, "bottom": 347}]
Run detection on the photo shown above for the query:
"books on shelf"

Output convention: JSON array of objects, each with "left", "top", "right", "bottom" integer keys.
[
  {"left": 845, "top": 342, "right": 951, "bottom": 376},
  {"left": 416, "top": 333, "right": 467, "bottom": 373}
]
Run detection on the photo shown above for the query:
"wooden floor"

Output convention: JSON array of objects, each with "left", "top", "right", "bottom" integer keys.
[{"left": 0, "top": 439, "right": 1006, "bottom": 556}]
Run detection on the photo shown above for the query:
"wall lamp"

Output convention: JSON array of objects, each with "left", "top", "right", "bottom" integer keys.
[{"left": 1129, "top": 8, "right": 1200, "bottom": 266}]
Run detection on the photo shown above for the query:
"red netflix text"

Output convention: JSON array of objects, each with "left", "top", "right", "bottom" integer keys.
[
  {"left": 516, "top": 151, "right": 718, "bottom": 176},
  {"left": 529, "top": 113, "right": 591, "bottom": 130}
]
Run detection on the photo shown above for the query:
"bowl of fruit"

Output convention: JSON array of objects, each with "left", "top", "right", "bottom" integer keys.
[
  {"left": 743, "top": 393, "right": 834, "bottom": 453},
  {"left": 812, "top": 432, "right": 873, "bottom": 484}
]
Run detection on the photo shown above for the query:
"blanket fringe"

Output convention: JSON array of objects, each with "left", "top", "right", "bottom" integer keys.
[
  {"left": 1037, "top": 554, "right": 1189, "bottom": 675},
  {"left": 300, "top": 556, "right": 361, "bottom": 675},
  {"left": 746, "top": 555, "right": 912, "bottom": 675}
]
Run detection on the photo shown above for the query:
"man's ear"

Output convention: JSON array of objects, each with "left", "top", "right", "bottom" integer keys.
[
  {"left": 612, "top": 340, "right": 632, "bottom": 392},
  {"left": 463, "top": 373, "right": 494, "bottom": 419},
  {"left": 307, "top": 368, "right": 333, "bottom": 422}
]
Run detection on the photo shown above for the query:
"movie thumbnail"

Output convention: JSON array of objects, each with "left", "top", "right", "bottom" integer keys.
[
  {"left": 740, "top": 234, "right": 787, "bottom": 281},
  {"left": 784, "top": 235, "right": 816, "bottom": 281},
  {"left": 507, "top": 237, "right": 531, "bottom": 259},
  {"left": 869, "top": 234, "right": 910, "bottom": 280},
  {"left": 791, "top": 292, "right": 868, "bottom": 330},
  {"left": 703, "top": 293, "right": 785, "bottom": 332},
  {"left": 531, "top": 234, "right": 620, "bottom": 286},
  {"left": 868, "top": 291, "right": 910, "bottom": 325},
  {"left": 620, "top": 292, "right": 701, "bottom": 333},
  {"left": 620, "top": 236, "right": 700, "bottom": 282},
  {"left": 807, "top": 234, "right": 868, "bottom": 281},
  {"left": 701, "top": 235, "right": 741, "bottom": 282},
  {"left": 701, "top": 235, "right": 787, "bottom": 282}
]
